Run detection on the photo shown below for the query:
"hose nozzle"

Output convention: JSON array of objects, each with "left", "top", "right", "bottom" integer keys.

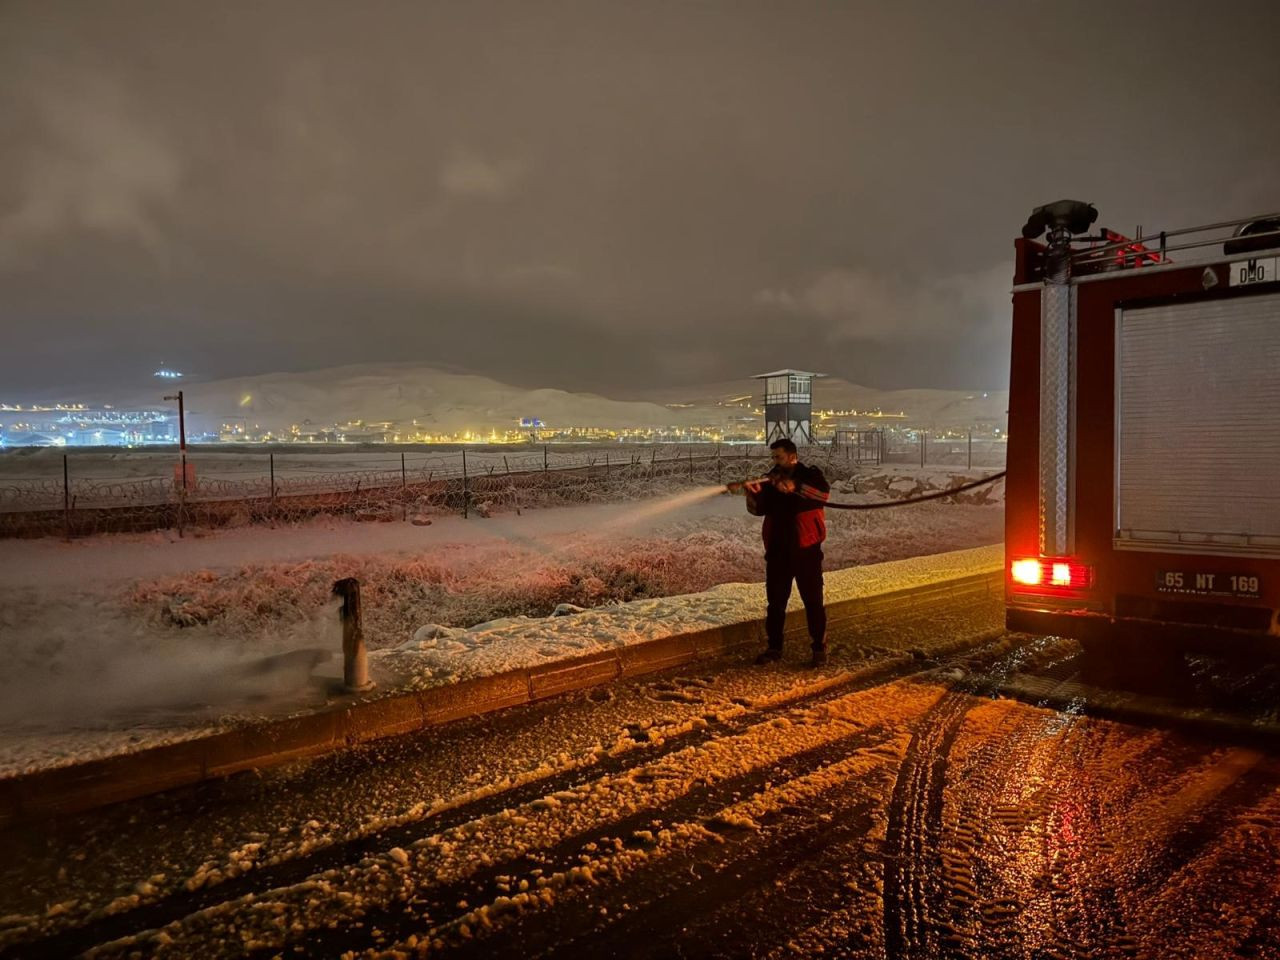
[{"left": 725, "top": 475, "right": 774, "bottom": 494}]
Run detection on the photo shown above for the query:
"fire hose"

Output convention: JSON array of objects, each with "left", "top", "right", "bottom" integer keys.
[{"left": 726, "top": 470, "right": 1006, "bottom": 509}]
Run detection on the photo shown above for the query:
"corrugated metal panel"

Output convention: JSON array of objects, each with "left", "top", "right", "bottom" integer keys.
[{"left": 1116, "top": 291, "right": 1280, "bottom": 556}]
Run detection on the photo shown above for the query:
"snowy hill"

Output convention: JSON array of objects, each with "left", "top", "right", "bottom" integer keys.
[
  {"left": 118, "top": 364, "right": 702, "bottom": 436},
  {"left": 116, "top": 363, "right": 1007, "bottom": 435}
]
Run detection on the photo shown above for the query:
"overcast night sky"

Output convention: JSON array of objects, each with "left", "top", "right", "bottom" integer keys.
[{"left": 1, "top": 0, "right": 1277, "bottom": 401}]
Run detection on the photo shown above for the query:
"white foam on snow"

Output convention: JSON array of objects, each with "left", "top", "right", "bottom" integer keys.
[
  {"left": 376, "top": 544, "right": 1003, "bottom": 689},
  {"left": 0, "top": 477, "right": 1002, "bottom": 777}
]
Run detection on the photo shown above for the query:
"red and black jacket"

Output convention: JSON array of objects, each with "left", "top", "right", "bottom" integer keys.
[{"left": 746, "top": 463, "right": 830, "bottom": 552}]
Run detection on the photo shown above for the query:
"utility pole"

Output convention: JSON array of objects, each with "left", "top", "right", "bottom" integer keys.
[{"left": 164, "top": 390, "right": 187, "bottom": 537}]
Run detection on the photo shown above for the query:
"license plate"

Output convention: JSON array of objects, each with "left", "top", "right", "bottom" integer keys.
[
  {"left": 1156, "top": 571, "right": 1262, "bottom": 599},
  {"left": 1228, "top": 256, "right": 1277, "bottom": 287}
]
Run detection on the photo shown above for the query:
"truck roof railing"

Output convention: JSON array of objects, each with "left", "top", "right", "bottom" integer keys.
[{"left": 1069, "top": 211, "right": 1280, "bottom": 268}]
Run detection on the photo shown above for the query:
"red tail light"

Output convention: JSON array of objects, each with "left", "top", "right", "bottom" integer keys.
[{"left": 1010, "top": 557, "right": 1094, "bottom": 590}]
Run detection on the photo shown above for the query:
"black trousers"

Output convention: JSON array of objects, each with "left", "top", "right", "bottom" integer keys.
[{"left": 765, "top": 545, "right": 827, "bottom": 651}]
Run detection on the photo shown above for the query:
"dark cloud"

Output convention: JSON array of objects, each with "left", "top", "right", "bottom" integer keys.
[{"left": 2, "top": 0, "right": 1277, "bottom": 400}]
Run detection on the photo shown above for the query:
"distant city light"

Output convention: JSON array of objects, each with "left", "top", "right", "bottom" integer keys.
[
  {"left": 1, "top": 397, "right": 1005, "bottom": 450},
  {"left": 154, "top": 368, "right": 184, "bottom": 379}
]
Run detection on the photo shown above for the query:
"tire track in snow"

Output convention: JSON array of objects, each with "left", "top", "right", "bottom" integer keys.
[
  {"left": 880, "top": 635, "right": 1064, "bottom": 959},
  {"left": 242, "top": 717, "right": 907, "bottom": 957},
  {"left": 427, "top": 740, "right": 895, "bottom": 959},
  {"left": 881, "top": 687, "right": 975, "bottom": 959},
  {"left": 83, "top": 674, "right": 950, "bottom": 959},
  {"left": 937, "top": 702, "right": 1056, "bottom": 959},
  {"left": 0, "top": 636, "right": 1018, "bottom": 960},
  {"left": 1118, "top": 746, "right": 1280, "bottom": 960}
]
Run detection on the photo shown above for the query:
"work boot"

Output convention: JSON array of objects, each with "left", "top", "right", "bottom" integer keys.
[
  {"left": 754, "top": 648, "right": 783, "bottom": 665},
  {"left": 809, "top": 648, "right": 828, "bottom": 668}
]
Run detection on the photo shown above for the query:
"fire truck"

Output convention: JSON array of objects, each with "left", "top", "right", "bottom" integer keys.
[{"left": 1005, "top": 200, "right": 1280, "bottom": 672}]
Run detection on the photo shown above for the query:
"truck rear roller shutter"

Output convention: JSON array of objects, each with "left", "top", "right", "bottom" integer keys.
[{"left": 1115, "top": 291, "right": 1280, "bottom": 557}]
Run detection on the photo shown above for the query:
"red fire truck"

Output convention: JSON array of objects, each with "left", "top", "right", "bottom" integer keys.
[{"left": 1005, "top": 200, "right": 1280, "bottom": 671}]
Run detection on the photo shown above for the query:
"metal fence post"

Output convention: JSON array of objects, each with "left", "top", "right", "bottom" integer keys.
[
  {"left": 688, "top": 446, "right": 694, "bottom": 482},
  {"left": 967, "top": 429, "right": 973, "bottom": 470},
  {"left": 504, "top": 455, "right": 521, "bottom": 515},
  {"left": 543, "top": 445, "right": 548, "bottom": 473},
  {"left": 401, "top": 452, "right": 407, "bottom": 521},
  {"left": 919, "top": 431, "right": 925, "bottom": 468},
  {"left": 462, "top": 447, "right": 469, "bottom": 518},
  {"left": 269, "top": 452, "right": 277, "bottom": 526}
]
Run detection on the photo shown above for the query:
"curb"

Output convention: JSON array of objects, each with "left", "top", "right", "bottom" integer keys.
[{"left": 0, "top": 568, "right": 1003, "bottom": 826}]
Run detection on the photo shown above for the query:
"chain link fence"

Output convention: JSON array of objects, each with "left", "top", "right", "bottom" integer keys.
[
  {"left": 0, "top": 434, "right": 1006, "bottom": 539},
  {"left": 878, "top": 429, "right": 1007, "bottom": 469}
]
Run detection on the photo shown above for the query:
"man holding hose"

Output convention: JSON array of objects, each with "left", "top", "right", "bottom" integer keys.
[{"left": 743, "top": 438, "right": 831, "bottom": 667}]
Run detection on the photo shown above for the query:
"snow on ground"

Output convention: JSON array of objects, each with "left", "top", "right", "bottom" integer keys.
[
  {"left": 62, "top": 678, "right": 949, "bottom": 960},
  {"left": 0, "top": 468, "right": 1003, "bottom": 776},
  {"left": 377, "top": 544, "right": 1002, "bottom": 691}
]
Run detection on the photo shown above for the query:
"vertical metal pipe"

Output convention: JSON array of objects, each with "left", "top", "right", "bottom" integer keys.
[
  {"left": 270, "top": 452, "right": 276, "bottom": 526},
  {"left": 400, "top": 452, "right": 407, "bottom": 521},
  {"left": 333, "top": 578, "right": 373, "bottom": 692},
  {"left": 968, "top": 429, "right": 973, "bottom": 470},
  {"left": 462, "top": 447, "right": 469, "bottom": 518},
  {"left": 1040, "top": 241, "right": 1075, "bottom": 556}
]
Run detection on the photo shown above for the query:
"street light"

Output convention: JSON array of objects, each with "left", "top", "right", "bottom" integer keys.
[{"left": 162, "top": 390, "right": 186, "bottom": 452}]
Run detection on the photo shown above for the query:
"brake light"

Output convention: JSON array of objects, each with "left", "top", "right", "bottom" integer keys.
[
  {"left": 1011, "top": 558, "right": 1042, "bottom": 586},
  {"left": 1010, "top": 557, "right": 1093, "bottom": 590}
]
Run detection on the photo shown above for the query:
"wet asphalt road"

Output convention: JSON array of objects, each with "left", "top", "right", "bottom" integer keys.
[{"left": 1, "top": 586, "right": 1278, "bottom": 959}]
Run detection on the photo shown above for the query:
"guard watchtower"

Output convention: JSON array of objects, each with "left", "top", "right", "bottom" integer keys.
[{"left": 752, "top": 369, "right": 825, "bottom": 445}]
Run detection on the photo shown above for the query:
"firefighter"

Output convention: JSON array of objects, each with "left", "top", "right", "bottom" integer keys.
[{"left": 743, "top": 438, "right": 830, "bottom": 667}]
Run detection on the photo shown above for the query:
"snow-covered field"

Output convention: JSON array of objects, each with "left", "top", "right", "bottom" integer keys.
[{"left": 0, "top": 467, "right": 1003, "bottom": 775}]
